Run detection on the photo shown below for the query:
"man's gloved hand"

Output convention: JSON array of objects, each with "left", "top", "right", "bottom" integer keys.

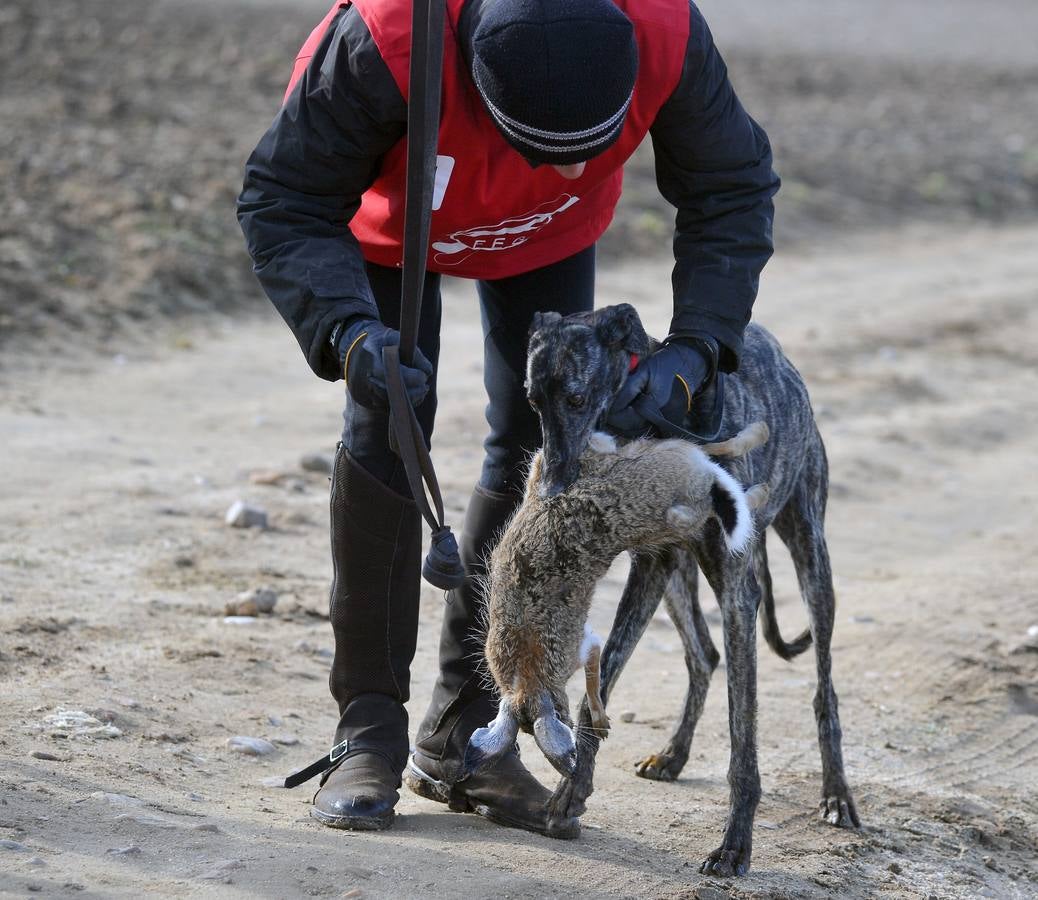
[
  {"left": 606, "top": 335, "right": 717, "bottom": 437},
  {"left": 337, "top": 317, "right": 433, "bottom": 410}
]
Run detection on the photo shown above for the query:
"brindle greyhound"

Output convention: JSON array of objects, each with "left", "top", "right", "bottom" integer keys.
[{"left": 521, "top": 303, "right": 859, "bottom": 877}]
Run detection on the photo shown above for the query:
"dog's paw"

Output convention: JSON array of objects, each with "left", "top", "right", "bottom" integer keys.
[
  {"left": 700, "top": 838, "right": 752, "bottom": 878},
  {"left": 819, "top": 790, "right": 861, "bottom": 828},
  {"left": 634, "top": 752, "right": 683, "bottom": 782}
]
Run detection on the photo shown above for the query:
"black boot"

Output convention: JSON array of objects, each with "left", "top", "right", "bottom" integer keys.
[
  {"left": 404, "top": 485, "right": 580, "bottom": 839},
  {"left": 311, "top": 446, "right": 420, "bottom": 830}
]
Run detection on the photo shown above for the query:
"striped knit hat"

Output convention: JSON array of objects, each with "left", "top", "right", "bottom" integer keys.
[{"left": 469, "top": 0, "right": 639, "bottom": 165}]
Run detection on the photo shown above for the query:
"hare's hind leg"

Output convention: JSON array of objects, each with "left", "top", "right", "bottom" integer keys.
[
  {"left": 635, "top": 548, "right": 718, "bottom": 781},
  {"left": 701, "top": 421, "right": 770, "bottom": 458},
  {"left": 582, "top": 638, "right": 610, "bottom": 737}
]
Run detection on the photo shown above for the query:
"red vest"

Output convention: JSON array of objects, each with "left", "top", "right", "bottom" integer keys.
[{"left": 287, "top": 0, "right": 688, "bottom": 279}]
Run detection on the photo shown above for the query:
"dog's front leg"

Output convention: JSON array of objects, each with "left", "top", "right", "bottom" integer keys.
[
  {"left": 700, "top": 560, "right": 761, "bottom": 877},
  {"left": 547, "top": 696, "right": 599, "bottom": 829},
  {"left": 548, "top": 549, "right": 675, "bottom": 825}
]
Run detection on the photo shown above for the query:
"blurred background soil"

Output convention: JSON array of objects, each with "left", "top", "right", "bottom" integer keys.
[{"left": 2, "top": 0, "right": 1037, "bottom": 353}]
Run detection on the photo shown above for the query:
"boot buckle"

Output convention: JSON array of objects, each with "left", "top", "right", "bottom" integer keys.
[{"left": 329, "top": 739, "right": 350, "bottom": 763}]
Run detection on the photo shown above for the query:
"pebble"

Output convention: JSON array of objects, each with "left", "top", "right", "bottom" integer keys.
[
  {"left": 1, "top": 594, "right": 14, "bottom": 603},
  {"left": 849, "top": 614, "right": 876, "bottom": 624},
  {"left": 223, "top": 616, "right": 257, "bottom": 625},
  {"left": 300, "top": 453, "right": 333, "bottom": 475},
  {"left": 225, "top": 501, "right": 268, "bottom": 529},
  {"left": 35, "top": 709, "right": 122, "bottom": 740},
  {"left": 86, "top": 707, "right": 128, "bottom": 727},
  {"left": 272, "top": 733, "right": 300, "bottom": 746},
  {"left": 173, "top": 555, "right": 195, "bottom": 568},
  {"left": 238, "top": 587, "right": 278, "bottom": 615},
  {"left": 1028, "top": 624, "right": 1038, "bottom": 638},
  {"left": 106, "top": 846, "right": 142, "bottom": 856},
  {"left": 1, "top": 839, "right": 29, "bottom": 851},
  {"left": 226, "top": 736, "right": 276, "bottom": 756},
  {"left": 26, "top": 857, "right": 46, "bottom": 867},
  {"left": 31, "top": 750, "right": 64, "bottom": 761},
  {"left": 619, "top": 711, "right": 636, "bottom": 723}
]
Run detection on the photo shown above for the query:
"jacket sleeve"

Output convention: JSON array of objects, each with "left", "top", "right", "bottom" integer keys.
[
  {"left": 236, "top": 7, "right": 407, "bottom": 381},
  {"left": 649, "top": 1, "right": 780, "bottom": 372}
]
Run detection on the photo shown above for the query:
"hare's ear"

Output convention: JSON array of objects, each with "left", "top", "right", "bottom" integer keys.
[
  {"left": 595, "top": 303, "right": 650, "bottom": 355},
  {"left": 708, "top": 465, "right": 754, "bottom": 555},
  {"left": 462, "top": 698, "right": 520, "bottom": 777}
]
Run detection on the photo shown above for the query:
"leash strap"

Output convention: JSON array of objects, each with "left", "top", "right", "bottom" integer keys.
[{"left": 382, "top": 0, "right": 464, "bottom": 590}]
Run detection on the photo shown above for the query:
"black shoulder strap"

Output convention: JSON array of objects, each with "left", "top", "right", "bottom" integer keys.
[{"left": 383, "top": 0, "right": 464, "bottom": 590}]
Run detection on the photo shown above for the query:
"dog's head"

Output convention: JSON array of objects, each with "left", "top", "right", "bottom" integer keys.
[{"left": 525, "top": 303, "right": 650, "bottom": 497}]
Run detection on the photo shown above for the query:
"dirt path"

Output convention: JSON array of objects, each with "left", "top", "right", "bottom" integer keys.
[{"left": 2, "top": 225, "right": 1037, "bottom": 898}]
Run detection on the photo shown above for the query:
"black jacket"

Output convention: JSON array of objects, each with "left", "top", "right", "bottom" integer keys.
[{"left": 237, "top": 0, "right": 779, "bottom": 381}]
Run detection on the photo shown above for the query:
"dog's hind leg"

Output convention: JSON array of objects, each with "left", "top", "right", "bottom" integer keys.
[
  {"left": 636, "top": 548, "right": 718, "bottom": 781},
  {"left": 773, "top": 446, "right": 860, "bottom": 829},
  {"left": 698, "top": 542, "right": 761, "bottom": 878},
  {"left": 547, "top": 548, "right": 674, "bottom": 826}
]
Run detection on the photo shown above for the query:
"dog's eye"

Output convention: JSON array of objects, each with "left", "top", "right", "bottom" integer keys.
[{"left": 566, "top": 393, "right": 586, "bottom": 409}]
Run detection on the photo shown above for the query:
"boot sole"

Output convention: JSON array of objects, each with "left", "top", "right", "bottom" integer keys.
[
  {"left": 403, "top": 757, "right": 580, "bottom": 840},
  {"left": 309, "top": 806, "right": 395, "bottom": 831}
]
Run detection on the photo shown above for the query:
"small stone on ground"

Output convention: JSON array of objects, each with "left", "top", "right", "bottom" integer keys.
[
  {"left": 226, "top": 736, "right": 276, "bottom": 756},
  {"left": 225, "top": 501, "right": 268, "bottom": 529}
]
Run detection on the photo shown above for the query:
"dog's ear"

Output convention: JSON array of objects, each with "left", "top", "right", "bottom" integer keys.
[
  {"left": 595, "top": 303, "right": 650, "bottom": 355},
  {"left": 530, "top": 311, "right": 563, "bottom": 339}
]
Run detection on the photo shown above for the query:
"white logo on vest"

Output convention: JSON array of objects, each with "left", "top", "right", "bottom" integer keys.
[{"left": 431, "top": 194, "right": 580, "bottom": 266}]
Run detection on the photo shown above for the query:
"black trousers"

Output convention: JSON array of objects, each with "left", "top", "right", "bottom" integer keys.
[{"left": 341, "top": 245, "right": 596, "bottom": 495}]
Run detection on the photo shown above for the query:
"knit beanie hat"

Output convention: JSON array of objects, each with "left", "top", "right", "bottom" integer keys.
[{"left": 469, "top": 0, "right": 639, "bottom": 165}]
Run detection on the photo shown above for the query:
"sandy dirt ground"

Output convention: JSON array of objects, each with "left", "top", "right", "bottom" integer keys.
[{"left": 2, "top": 224, "right": 1037, "bottom": 898}]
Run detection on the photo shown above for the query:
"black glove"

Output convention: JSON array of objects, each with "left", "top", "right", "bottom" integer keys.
[
  {"left": 337, "top": 317, "right": 433, "bottom": 410},
  {"left": 606, "top": 335, "right": 717, "bottom": 437}
]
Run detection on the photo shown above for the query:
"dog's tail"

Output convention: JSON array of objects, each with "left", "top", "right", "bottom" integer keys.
[{"left": 754, "top": 535, "right": 813, "bottom": 661}]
